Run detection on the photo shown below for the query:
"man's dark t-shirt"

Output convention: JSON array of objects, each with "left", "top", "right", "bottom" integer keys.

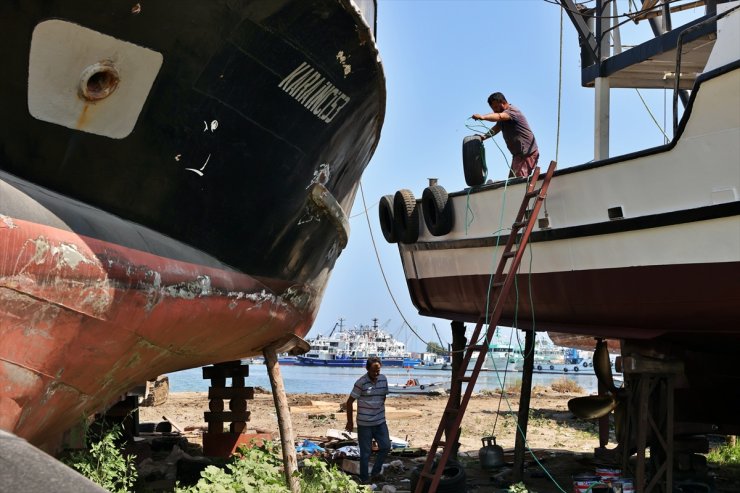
[{"left": 500, "top": 105, "right": 538, "bottom": 157}]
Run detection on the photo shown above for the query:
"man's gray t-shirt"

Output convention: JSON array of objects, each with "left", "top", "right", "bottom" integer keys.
[{"left": 350, "top": 373, "right": 388, "bottom": 427}]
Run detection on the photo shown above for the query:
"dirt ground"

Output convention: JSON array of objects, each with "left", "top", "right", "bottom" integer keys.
[
  {"left": 137, "top": 386, "right": 611, "bottom": 492},
  {"left": 138, "top": 387, "right": 738, "bottom": 492},
  {"left": 139, "top": 387, "right": 602, "bottom": 455}
]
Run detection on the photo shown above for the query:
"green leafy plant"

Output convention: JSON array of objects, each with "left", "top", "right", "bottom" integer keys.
[
  {"left": 62, "top": 423, "right": 137, "bottom": 493},
  {"left": 177, "top": 441, "right": 286, "bottom": 493},
  {"left": 176, "top": 441, "right": 368, "bottom": 493},
  {"left": 508, "top": 481, "right": 536, "bottom": 493},
  {"left": 707, "top": 440, "right": 740, "bottom": 465},
  {"left": 300, "top": 456, "right": 367, "bottom": 493}
]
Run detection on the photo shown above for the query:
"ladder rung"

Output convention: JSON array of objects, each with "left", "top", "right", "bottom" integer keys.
[
  {"left": 437, "top": 441, "right": 447, "bottom": 447},
  {"left": 502, "top": 250, "right": 516, "bottom": 258},
  {"left": 512, "top": 220, "right": 527, "bottom": 229},
  {"left": 420, "top": 471, "right": 436, "bottom": 479},
  {"left": 459, "top": 376, "right": 473, "bottom": 383},
  {"left": 467, "top": 344, "right": 486, "bottom": 352},
  {"left": 443, "top": 408, "right": 459, "bottom": 416},
  {"left": 525, "top": 188, "right": 541, "bottom": 199},
  {"left": 492, "top": 281, "right": 505, "bottom": 288}
]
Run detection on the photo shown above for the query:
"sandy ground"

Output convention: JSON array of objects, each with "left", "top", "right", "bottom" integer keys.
[{"left": 139, "top": 386, "right": 604, "bottom": 454}]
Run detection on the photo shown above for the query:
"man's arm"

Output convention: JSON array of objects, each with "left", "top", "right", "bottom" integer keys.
[
  {"left": 472, "top": 111, "right": 511, "bottom": 123},
  {"left": 472, "top": 112, "right": 511, "bottom": 139},
  {"left": 345, "top": 395, "right": 355, "bottom": 432}
]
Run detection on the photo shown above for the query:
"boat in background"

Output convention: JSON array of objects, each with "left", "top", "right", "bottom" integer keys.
[
  {"left": 388, "top": 377, "right": 450, "bottom": 395},
  {"left": 420, "top": 355, "right": 452, "bottom": 370},
  {"left": 295, "top": 318, "right": 422, "bottom": 367},
  {"left": 516, "top": 348, "right": 621, "bottom": 376},
  {"left": 380, "top": 0, "right": 740, "bottom": 456},
  {"left": 0, "top": 0, "right": 385, "bottom": 449}
]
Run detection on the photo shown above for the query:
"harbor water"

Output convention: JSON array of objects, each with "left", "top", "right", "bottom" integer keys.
[{"left": 167, "top": 364, "right": 601, "bottom": 395}]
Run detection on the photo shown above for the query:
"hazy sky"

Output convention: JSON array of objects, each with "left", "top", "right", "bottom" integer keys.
[{"left": 310, "top": 0, "right": 692, "bottom": 352}]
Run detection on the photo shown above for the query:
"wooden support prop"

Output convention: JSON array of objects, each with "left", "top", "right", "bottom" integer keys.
[
  {"left": 446, "top": 320, "right": 467, "bottom": 460},
  {"left": 264, "top": 342, "right": 301, "bottom": 493},
  {"left": 162, "top": 414, "right": 185, "bottom": 433}
]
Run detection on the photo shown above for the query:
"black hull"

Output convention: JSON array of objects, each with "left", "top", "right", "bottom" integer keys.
[{"left": 0, "top": 0, "right": 385, "bottom": 284}]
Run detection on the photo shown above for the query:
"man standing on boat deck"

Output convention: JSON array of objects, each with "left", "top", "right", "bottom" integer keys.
[
  {"left": 472, "top": 92, "right": 539, "bottom": 178},
  {"left": 345, "top": 356, "right": 391, "bottom": 483}
]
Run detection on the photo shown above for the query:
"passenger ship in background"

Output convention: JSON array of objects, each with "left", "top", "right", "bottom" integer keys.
[{"left": 294, "top": 318, "right": 422, "bottom": 367}]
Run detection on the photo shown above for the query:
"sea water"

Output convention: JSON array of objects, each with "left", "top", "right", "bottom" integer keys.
[{"left": 167, "top": 364, "right": 600, "bottom": 395}]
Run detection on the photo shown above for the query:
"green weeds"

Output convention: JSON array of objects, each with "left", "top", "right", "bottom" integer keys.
[
  {"left": 176, "top": 441, "right": 367, "bottom": 493},
  {"left": 62, "top": 423, "right": 138, "bottom": 493}
]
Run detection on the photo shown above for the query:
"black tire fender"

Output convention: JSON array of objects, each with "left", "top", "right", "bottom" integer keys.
[
  {"left": 583, "top": 362, "right": 588, "bottom": 368},
  {"left": 410, "top": 460, "right": 466, "bottom": 493},
  {"left": 422, "top": 185, "right": 454, "bottom": 236},
  {"left": 419, "top": 385, "right": 425, "bottom": 390},
  {"left": 550, "top": 365, "right": 554, "bottom": 370},
  {"left": 537, "top": 365, "right": 542, "bottom": 371},
  {"left": 393, "top": 189, "right": 419, "bottom": 244},
  {"left": 463, "top": 135, "right": 487, "bottom": 186},
  {"left": 574, "top": 366, "right": 579, "bottom": 372},
  {"left": 563, "top": 368, "right": 568, "bottom": 373},
  {"left": 378, "top": 194, "right": 397, "bottom": 243}
]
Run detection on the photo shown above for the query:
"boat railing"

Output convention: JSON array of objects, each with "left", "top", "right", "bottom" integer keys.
[{"left": 673, "top": 5, "right": 740, "bottom": 133}]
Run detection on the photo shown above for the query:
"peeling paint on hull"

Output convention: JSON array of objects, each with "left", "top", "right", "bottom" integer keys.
[{"left": 0, "top": 218, "right": 313, "bottom": 447}]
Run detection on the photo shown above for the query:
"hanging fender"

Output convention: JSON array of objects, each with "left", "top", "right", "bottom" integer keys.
[
  {"left": 393, "top": 189, "right": 419, "bottom": 244},
  {"left": 422, "top": 185, "right": 454, "bottom": 236},
  {"left": 378, "top": 194, "right": 397, "bottom": 243}
]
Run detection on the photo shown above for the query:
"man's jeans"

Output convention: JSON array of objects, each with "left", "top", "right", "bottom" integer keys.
[{"left": 357, "top": 422, "right": 391, "bottom": 482}]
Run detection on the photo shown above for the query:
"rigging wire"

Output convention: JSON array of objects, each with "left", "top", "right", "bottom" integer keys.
[
  {"left": 349, "top": 200, "right": 377, "bottom": 219},
  {"left": 635, "top": 88, "right": 671, "bottom": 141},
  {"left": 358, "top": 181, "right": 430, "bottom": 346}
]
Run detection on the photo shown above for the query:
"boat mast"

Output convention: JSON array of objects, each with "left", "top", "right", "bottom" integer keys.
[{"left": 594, "top": 0, "right": 612, "bottom": 160}]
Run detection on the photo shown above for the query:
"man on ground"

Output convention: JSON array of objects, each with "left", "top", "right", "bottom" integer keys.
[{"left": 345, "top": 357, "right": 391, "bottom": 484}]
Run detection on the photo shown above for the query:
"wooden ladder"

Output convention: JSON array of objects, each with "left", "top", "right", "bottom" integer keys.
[{"left": 413, "top": 160, "right": 557, "bottom": 493}]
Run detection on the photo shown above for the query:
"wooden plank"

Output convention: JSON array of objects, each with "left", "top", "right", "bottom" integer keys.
[
  {"left": 162, "top": 414, "right": 185, "bottom": 433},
  {"left": 208, "top": 387, "right": 255, "bottom": 400},
  {"left": 203, "top": 411, "right": 250, "bottom": 422},
  {"left": 202, "top": 365, "right": 250, "bottom": 379}
]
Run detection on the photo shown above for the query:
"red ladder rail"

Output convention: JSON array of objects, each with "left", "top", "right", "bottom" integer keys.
[{"left": 413, "top": 160, "right": 557, "bottom": 493}]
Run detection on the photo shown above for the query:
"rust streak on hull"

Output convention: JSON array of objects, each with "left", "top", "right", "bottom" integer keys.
[{"left": 0, "top": 217, "right": 313, "bottom": 448}]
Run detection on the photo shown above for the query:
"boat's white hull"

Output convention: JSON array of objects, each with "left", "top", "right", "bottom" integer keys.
[{"left": 398, "top": 66, "right": 740, "bottom": 339}]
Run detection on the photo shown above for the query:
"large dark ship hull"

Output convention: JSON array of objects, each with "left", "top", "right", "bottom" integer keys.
[{"left": 0, "top": 0, "right": 385, "bottom": 447}]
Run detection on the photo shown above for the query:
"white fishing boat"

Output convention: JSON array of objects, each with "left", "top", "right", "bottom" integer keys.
[
  {"left": 388, "top": 378, "right": 450, "bottom": 396},
  {"left": 379, "top": 3, "right": 740, "bottom": 487}
]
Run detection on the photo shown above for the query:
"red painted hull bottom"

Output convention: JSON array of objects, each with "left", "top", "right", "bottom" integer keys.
[
  {"left": 407, "top": 263, "right": 740, "bottom": 338},
  {"left": 0, "top": 218, "right": 315, "bottom": 448},
  {"left": 406, "top": 264, "right": 740, "bottom": 433}
]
